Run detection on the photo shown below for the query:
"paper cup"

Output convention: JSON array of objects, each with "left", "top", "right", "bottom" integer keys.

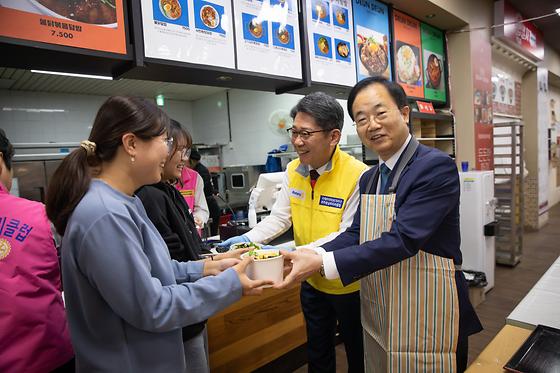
[{"left": 241, "top": 249, "right": 284, "bottom": 286}]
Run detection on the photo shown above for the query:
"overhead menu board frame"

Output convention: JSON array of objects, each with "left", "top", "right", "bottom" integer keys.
[
  {"left": 304, "top": 0, "right": 357, "bottom": 88},
  {"left": 353, "top": 0, "right": 392, "bottom": 83},
  {"left": 391, "top": 8, "right": 449, "bottom": 108},
  {"left": 125, "top": 0, "right": 304, "bottom": 92},
  {"left": 0, "top": 0, "right": 133, "bottom": 76}
]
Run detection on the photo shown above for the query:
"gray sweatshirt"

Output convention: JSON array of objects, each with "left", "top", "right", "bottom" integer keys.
[{"left": 61, "top": 180, "right": 242, "bottom": 372}]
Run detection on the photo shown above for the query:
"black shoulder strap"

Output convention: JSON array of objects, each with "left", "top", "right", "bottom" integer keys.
[
  {"left": 364, "top": 137, "right": 419, "bottom": 195},
  {"left": 387, "top": 137, "right": 419, "bottom": 194}
]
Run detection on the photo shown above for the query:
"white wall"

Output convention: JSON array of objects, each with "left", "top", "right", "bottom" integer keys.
[
  {"left": 0, "top": 88, "right": 358, "bottom": 167},
  {"left": 0, "top": 90, "right": 194, "bottom": 143},
  {"left": 191, "top": 89, "right": 357, "bottom": 167}
]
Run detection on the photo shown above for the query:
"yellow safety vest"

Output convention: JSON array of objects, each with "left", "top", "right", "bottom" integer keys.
[{"left": 287, "top": 146, "right": 368, "bottom": 294}]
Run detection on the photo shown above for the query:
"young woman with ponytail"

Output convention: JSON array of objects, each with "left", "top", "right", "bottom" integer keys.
[{"left": 46, "top": 96, "right": 270, "bottom": 373}]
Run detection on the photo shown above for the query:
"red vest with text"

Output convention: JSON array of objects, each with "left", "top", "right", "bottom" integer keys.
[
  {"left": 0, "top": 182, "right": 73, "bottom": 373},
  {"left": 177, "top": 167, "right": 198, "bottom": 211}
]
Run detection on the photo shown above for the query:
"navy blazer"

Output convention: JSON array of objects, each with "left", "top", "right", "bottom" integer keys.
[{"left": 323, "top": 142, "right": 483, "bottom": 337}]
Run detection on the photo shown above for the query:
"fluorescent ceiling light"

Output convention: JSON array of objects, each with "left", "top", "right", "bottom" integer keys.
[
  {"left": 556, "top": 8, "right": 560, "bottom": 16},
  {"left": 30, "top": 69, "right": 113, "bottom": 80},
  {"left": 3, "top": 107, "right": 65, "bottom": 113}
]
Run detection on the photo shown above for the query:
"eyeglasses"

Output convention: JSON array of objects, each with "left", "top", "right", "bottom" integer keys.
[
  {"left": 164, "top": 137, "right": 174, "bottom": 153},
  {"left": 287, "top": 127, "right": 331, "bottom": 140},
  {"left": 353, "top": 109, "right": 396, "bottom": 129},
  {"left": 178, "top": 147, "right": 191, "bottom": 160}
]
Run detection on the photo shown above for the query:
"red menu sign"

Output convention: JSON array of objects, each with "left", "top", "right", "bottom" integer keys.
[
  {"left": 0, "top": 0, "right": 127, "bottom": 54},
  {"left": 494, "top": 0, "right": 544, "bottom": 61},
  {"left": 416, "top": 101, "right": 435, "bottom": 114},
  {"left": 471, "top": 30, "right": 494, "bottom": 170},
  {"left": 392, "top": 10, "right": 424, "bottom": 98}
]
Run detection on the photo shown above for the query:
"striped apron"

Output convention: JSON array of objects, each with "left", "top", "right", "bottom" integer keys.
[{"left": 361, "top": 139, "right": 460, "bottom": 372}]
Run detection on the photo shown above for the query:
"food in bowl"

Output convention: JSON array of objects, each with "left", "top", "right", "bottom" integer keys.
[
  {"left": 317, "top": 36, "right": 329, "bottom": 54},
  {"left": 426, "top": 54, "right": 442, "bottom": 88},
  {"left": 397, "top": 44, "right": 420, "bottom": 85},
  {"left": 230, "top": 241, "right": 262, "bottom": 251},
  {"left": 315, "top": 2, "right": 327, "bottom": 19},
  {"left": 200, "top": 4, "right": 219, "bottom": 29},
  {"left": 337, "top": 42, "right": 349, "bottom": 58},
  {"left": 248, "top": 18, "right": 263, "bottom": 38},
  {"left": 358, "top": 36, "right": 388, "bottom": 75},
  {"left": 277, "top": 28, "right": 290, "bottom": 44},
  {"left": 248, "top": 249, "right": 281, "bottom": 260},
  {"left": 160, "top": 0, "right": 181, "bottom": 20},
  {"left": 35, "top": 0, "right": 117, "bottom": 25},
  {"left": 335, "top": 9, "right": 346, "bottom": 25}
]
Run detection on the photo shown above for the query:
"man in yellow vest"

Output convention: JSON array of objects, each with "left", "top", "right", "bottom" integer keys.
[
  {"left": 276, "top": 78, "right": 482, "bottom": 372},
  {"left": 219, "top": 92, "right": 368, "bottom": 372}
]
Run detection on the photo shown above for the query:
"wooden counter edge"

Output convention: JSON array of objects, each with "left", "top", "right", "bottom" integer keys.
[{"left": 465, "top": 324, "right": 532, "bottom": 373}]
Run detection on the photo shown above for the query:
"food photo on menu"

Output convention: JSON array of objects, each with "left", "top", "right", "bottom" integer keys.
[
  {"left": 355, "top": 25, "right": 389, "bottom": 78},
  {"left": 152, "top": 0, "right": 188, "bottom": 26},
  {"left": 0, "top": 0, "right": 118, "bottom": 26},
  {"left": 396, "top": 41, "right": 421, "bottom": 86},
  {"left": 272, "top": 22, "right": 295, "bottom": 49},
  {"left": 423, "top": 51, "right": 443, "bottom": 90},
  {"left": 332, "top": 4, "right": 348, "bottom": 29},
  {"left": 311, "top": 0, "right": 330, "bottom": 24},
  {"left": 194, "top": 0, "right": 225, "bottom": 35},
  {"left": 242, "top": 12, "right": 269, "bottom": 44},
  {"left": 313, "top": 33, "right": 332, "bottom": 58},
  {"left": 270, "top": 0, "right": 291, "bottom": 11},
  {"left": 334, "top": 38, "right": 351, "bottom": 62}
]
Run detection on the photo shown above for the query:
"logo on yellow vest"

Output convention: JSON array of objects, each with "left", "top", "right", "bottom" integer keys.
[
  {"left": 0, "top": 238, "right": 11, "bottom": 260},
  {"left": 289, "top": 188, "right": 305, "bottom": 200}
]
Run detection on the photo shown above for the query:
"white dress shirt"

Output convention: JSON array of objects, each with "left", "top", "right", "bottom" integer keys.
[
  {"left": 320, "top": 134, "right": 412, "bottom": 280},
  {"left": 244, "top": 162, "right": 364, "bottom": 248},
  {"left": 192, "top": 173, "right": 209, "bottom": 226}
]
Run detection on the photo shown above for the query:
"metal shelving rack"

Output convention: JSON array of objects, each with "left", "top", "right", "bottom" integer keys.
[{"left": 493, "top": 121, "right": 524, "bottom": 266}]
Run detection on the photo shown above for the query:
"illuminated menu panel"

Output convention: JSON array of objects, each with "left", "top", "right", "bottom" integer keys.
[
  {"left": 305, "top": 0, "right": 356, "bottom": 86},
  {"left": 352, "top": 0, "right": 391, "bottom": 82},
  {"left": 0, "top": 0, "right": 127, "bottom": 54},
  {"left": 420, "top": 22, "right": 446, "bottom": 103},
  {"left": 141, "top": 0, "right": 235, "bottom": 69},
  {"left": 234, "top": 0, "right": 302, "bottom": 79},
  {"left": 393, "top": 10, "right": 424, "bottom": 98}
]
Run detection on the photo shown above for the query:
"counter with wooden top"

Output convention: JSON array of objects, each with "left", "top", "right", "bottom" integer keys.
[
  {"left": 466, "top": 324, "right": 532, "bottom": 372},
  {"left": 207, "top": 284, "right": 306, "bottom": 372}
]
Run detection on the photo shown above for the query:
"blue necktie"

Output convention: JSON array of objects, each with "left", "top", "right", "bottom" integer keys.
[{"left": 379, "top": 163, "right": 391, "bottom": 194}]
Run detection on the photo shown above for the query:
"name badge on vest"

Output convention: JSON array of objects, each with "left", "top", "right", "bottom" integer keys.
[
  {"left": 289, "top": 188, "right": 305, "bottom": 200},
  {"left": 319, "top": 195, "right": 344, "bottom": 209}
]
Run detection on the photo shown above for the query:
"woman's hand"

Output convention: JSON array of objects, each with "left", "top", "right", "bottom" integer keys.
[
  {"left": 233, "top": 256, "right": 273, "bottom": 295},
  {"left": 213, "top": 248, "right": 250, "bottom": 261},
  {"left": 203, "top": 258, "right": 240, "bottom": 276}
]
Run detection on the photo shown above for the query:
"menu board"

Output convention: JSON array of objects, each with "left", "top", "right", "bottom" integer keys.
[
  {"left": 420, "top": 23, "right": 446, "bottom": 102},
  {"left": 0, "top": 0, "right": 127, "bottom": 54},
  {"left": 305, "top": 0, "right": 357, "bottom": 86},
  {"left": 141, "top": 0, "right": 235, "bottom": 69},
  {"left": 352, "top": 0, "right": 391, "bottom": 82},
  {"left": 234, "top": 0, "right": 302, "bottom": 79},
  {"left": 393, "top": 10, "right": 424, "bottom": 98}
]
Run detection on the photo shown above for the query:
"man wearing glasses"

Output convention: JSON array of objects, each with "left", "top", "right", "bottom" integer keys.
[
  {"left": 219, "top": 92, "right": 368, "bottom": 372},
  {"left": 276, "top": 78, "right": 482, "bottom": 372}
]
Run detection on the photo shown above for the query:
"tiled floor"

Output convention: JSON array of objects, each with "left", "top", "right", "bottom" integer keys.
[{"left": 293, "top": 202, "right": 560, "bottom": 372}]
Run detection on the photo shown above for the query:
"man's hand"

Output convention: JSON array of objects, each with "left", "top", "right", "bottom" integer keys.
[
  {"left": 203, "top": 258, "right": 240, "bottom": 276},
  {"left": 274, "top": 248, "right": 323, "bottom": 289},
  {"left": 233, "top": 256, "right": 273, "bottom": 295}
]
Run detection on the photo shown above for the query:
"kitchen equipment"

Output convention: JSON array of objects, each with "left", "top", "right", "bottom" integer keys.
[
  {"left": 459, "top": 171, "right": 497, "bottom": 292},
  {"left": 223, "top": 165, "right": 264, "bottom": 208}
]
